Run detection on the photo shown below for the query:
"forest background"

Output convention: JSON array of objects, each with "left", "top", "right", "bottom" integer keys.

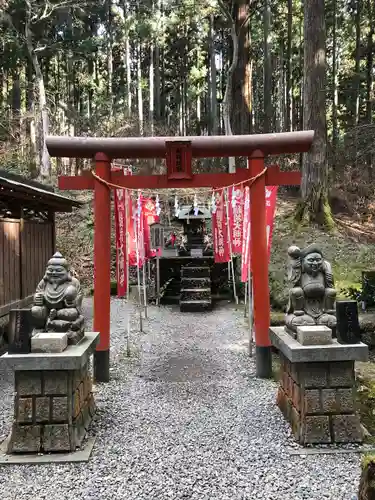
[{"left": 0, "top": 0, "right": 375, "bottom": 308}]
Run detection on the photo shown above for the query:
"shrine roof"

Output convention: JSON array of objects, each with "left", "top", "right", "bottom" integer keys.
[{"left": 0, "top": 170, "right": 81, "bottom": 213}]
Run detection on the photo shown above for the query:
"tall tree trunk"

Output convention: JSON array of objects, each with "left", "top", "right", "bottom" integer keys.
[
  {"left": 107, "top": 0, "right": 113, "bottom": 117},
  {"left": 366, "top": 0, "right": 374, "bottom": 124},
  {"left": 25, "top": 19, "right": 50, "bottom": 179},
  {"left": 332, "top": 0, "right": 338, "bottom": 164},
  {"left": 366, "top": 0, "right": 374, "bottom": 176},
  {"left": 286, "top": 0, "right": 293, "bottom": 131},
  {"left": 263, "top": 0, "right": 272, "bottom": 133},
  {"left": 137, "top": 40, "right": 143, "bottom": 135},
  {"left": 296, "top": 0, "right": 333, "bottom": 227},
  {"left": 11, "top": 68, "right": 21, "bottom": 141},
  {"left": 354, "top": 0, "right": 362, "bottom": 126},
  {"left": 149, "top": 44, "right": 154, "bottom": 135},
  {"left": 209, "top": 13, "right": 218, "bottom": 134},
  {"left": 231, "top": 1, "right": 252, "bottom": 137}
]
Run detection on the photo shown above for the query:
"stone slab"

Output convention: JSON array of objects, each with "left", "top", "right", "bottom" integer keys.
[
  {"left": 0, "top": 332, "right": 99, "bottom": 371},
  {"left": 296, "top": 325, "right": 333, "bottom": 346},
  {"left": 0, "top": 436, "right": 96, "bottom": 464},
  {"left": 31, "top": 332, "right": 68, "bottom": 353},
  {"left": 270, "top": 327, "right": 368, "bottom": 363},
  {"left": 289, "top": 446, "right": 375, "bottom": 455}
]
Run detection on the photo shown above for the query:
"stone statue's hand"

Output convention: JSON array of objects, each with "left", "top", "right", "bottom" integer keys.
[
  {"left": 295, "top": 310, "right": 304, "bottom": 317},
  {"left": 292, "top": 257, "right": 301, "bottom": 269},
  {"left": 34, "top": 293, "right": 44, "bottom": 306},
  {"left": 65, "top": 298, "right": 76, "bottom": 308},
  {"left": 49, "top": 309, "right": 57, "bottom": 320}
]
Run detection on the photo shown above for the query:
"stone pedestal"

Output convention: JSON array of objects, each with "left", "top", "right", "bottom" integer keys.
[
  {"left": 270, "top": 327, "right": 368, "bottom": 445},
  {"left": 0, "top": 332, "right": 99, "bottom": 454}
]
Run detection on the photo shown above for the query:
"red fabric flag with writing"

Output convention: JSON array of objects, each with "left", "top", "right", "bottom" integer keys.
[
  {"left": 212, "top": 190, "right": 230, "bottom": 263},
  {"left": 265, "top": 186, "right": 278, "bottom": 261},
  {"left": 228, "top": 185, "right": 244, "bottom": 254},
  {"left": 113, "top": 166, "right": 132, "bottom": 296},
  {"left": 142, "top": 198, "right": 160, "bottom": 258},
  {"left": 241, "top": 187, "right": 251, "bottom": 282}
]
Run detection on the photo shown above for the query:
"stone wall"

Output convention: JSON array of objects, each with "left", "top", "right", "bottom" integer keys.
[
  {"left": 277, "top": 353, "right": 362, "bottom": 444},
  {"left": 8, "top": 361, "right": 96, "bottom": 453}
]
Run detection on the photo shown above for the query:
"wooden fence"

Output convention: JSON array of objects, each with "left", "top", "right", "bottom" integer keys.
[{"left": 0, "top": 219, "right": 54, "bottom": 316}]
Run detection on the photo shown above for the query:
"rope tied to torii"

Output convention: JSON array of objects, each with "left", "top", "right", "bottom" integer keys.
[{"left": 90, "top": 167, "right": 268, "bottom": 197}]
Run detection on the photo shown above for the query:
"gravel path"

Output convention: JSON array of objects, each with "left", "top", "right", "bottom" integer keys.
[{"left": 0, "top": 300, "right": 360, "bottom": 500}]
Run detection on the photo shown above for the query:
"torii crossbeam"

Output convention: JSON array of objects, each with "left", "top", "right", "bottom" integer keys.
[{"left": 46, "top": 131, "right": 314, "bottom": 382}]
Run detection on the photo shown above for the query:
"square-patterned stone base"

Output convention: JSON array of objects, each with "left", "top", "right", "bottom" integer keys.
[
  {"left": 8, "top": 362, "right": 96, "bottom": 454},
  {"left": 277, "top": 353, "right": 362, "bottom": 444}
]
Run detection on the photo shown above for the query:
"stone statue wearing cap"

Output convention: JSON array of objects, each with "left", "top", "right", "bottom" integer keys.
[
  {"left": 285, "top": 244, "right": 337, "bottom": 333},
  {"left": 31, "top": 252, "right": 85, "bottom": 344}
]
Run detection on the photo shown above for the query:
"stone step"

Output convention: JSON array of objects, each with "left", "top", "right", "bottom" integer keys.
[
  {"left": 181, "top": 266, "right": 210, "bottom": 278},
  {"left": 180, "top": 288, "right": 211, "bottom": 301},
  {"left": 180, "top": 300, "right": 212, "bottom": 312},
  {"left": 181, "top": 277, "right": 211, "bottom": 289}
]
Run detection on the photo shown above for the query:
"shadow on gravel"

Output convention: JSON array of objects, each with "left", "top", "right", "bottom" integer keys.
[{"left": 139, "top": 348, "right": 227, "bottom": 383}]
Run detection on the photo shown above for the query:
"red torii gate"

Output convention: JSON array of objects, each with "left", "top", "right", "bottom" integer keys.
[{"left": 46, "top": 131, "right": 314, "bottom": 382}]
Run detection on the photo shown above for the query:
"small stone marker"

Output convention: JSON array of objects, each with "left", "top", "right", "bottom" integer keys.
[
  {"left": 336, "top": 300, "right": 361, "bottom": 345},
  {"left": 296, "top": 325, "right": 333, "bottom": 346},
  {"left": 31, "top": 332, "right": 68, "bottom": 353},
  {"left": 8, "top": 309, "right": 33, "bottom": 354}
]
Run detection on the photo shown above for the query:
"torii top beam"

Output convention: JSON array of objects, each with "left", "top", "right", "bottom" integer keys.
[{"left": 46, "top": 131, "right": 314, "bottom": 159}]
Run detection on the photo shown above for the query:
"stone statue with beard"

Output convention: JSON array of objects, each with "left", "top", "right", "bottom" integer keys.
[
  {"left": 285, "top": 244, "right": 337, "bottom": 333},
  {"left": 31, "top": 252, "right": 85, "bottom": 345}
]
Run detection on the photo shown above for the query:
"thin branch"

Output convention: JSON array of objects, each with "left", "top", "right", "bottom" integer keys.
[{"left": 217, "top": 0, "right": 234, "bottom": 26}]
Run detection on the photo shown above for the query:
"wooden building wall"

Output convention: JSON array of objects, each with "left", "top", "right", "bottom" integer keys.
[{"left": 0, "top": 219, "right": 54, "bottom": 316}]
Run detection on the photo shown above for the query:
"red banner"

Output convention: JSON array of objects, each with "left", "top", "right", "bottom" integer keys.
[
  {"left": 114, "top": 188, "right": 126, "bottom": 296},
  {"left": 241, "top": 187, "right": 251, "bottom": 282},
  {"left": 266, "top": 186, "right": 278, "bottom": 259},
  {"left": 128, "top": 195, "right": 137, "bottom": 267},
  {"left": 113, "top": 166, "right": 132, "bottom": 297},
  {"left": 228, "top": 186, "right": 244, "bottom": 254},
  {"left": 212, "top": 190, "right": 230, "bottom": 263},
  {"left": 240, "top": 185, "right": 278, "bottom": 282},
  {"left": 142, "top": 198, "right": 160, "bottom": 258}
]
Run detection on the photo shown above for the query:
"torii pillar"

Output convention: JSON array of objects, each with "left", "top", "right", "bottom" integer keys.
[{"left": 46, "top": 131, "right": 314, "bottom": 382}]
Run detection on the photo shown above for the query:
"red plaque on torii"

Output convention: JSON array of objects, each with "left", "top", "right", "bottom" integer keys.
[{"left": 165, "top": 139, "right": 192, "bottom": 180}]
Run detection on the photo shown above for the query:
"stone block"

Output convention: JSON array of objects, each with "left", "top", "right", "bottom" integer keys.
[
  {"left": 73, "top": 411, "right": 85, "bottom": 446},
  {"left": 332, "top": 414, "right": 362, "bottom": 443},
  {"left": 321, "top": 389, "right": 337, "bottom": 413},
  {"left": 290, "top": 363, "right": 299, "bottom": 383},
  {"left": 276, "top": 387, "right": 287, "bottom": 418},
  {"left": 1, "top": 332, "right": 100, "bottom": 371},
  {"left": 44, "top": 371, "right": 68, "bottom": 395},
  {"left": 328, "top": 361, "right": 354, "bottom": 387},
  {"left": 299, "top": 363, "right": 328, "bottom": 389},
  {"left": 302, "top": 389, "right": 321, "bottom": 414},
  {"left": 9, "top": 424, "right": 41, "bottom": 453},
  {"left": 43, "top": 424, "right": 72, "bottom": 452},
  {"left": 16, "top": 371, "right": 42, "bottom": 396},
  {"left": 52, "top": 397, "right": 69, "bottom": 422},
  {"left": 292, "top": 382, "right": 301, "bottom": 409},
  {"left": 16, "top": 397, "right": 33, "bottom": 423},
  {"left": 301, "top": 415, "right": 331, "bottom": 444},
  {"left": 31, "top": 332, "right": 68, "bottom": 353},
  {"left": 285, "top": 396, "right": 293, "bottom": 421},
  {"left": 282, "top": 371, "right": 288, "bottom": 391},
  {"left": 297, "top": 325, "right": 333, "bottom": 346},
  {"left": 269, "top": 327, "right": 368, "bottom": 363},
  {"left": 336, "top": 388, "right": 355, "bottom": 413},
  {"left": 35, "top": 397, "right": 50, "bottom": 422},
  {"left": 72, "top": 389, "right": 81, "bottom": 418},
  {"left": 290, "top": 406, "right": 300, "bottom": 440},
  {"left": 87, "top": 393, "right": 96, "bottom": 418}
]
